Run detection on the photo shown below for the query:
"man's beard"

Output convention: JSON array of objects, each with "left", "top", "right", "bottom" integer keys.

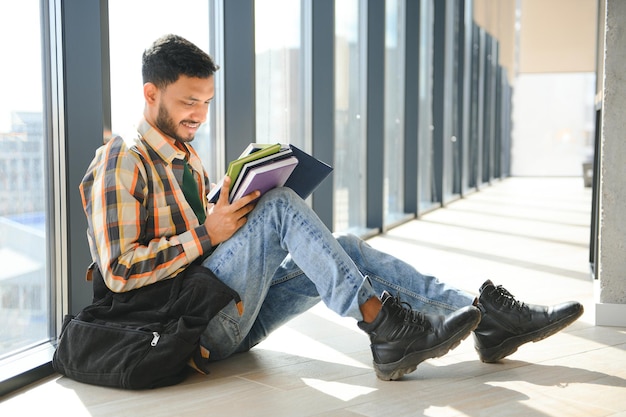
[{"left": 155, "top": 103, "right": 196, "bottom": 143}]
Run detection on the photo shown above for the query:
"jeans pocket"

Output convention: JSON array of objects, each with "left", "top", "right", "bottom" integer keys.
[{"left": 201, "top": 309, "right": 243, "bottom": 361}]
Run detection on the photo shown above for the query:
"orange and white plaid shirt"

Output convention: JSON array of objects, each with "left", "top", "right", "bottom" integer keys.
[{"left": 80, "top": 118, "right": 213, "bottom": 292}]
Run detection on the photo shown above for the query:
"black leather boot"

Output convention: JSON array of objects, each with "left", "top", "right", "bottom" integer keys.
[
  {"left": 358, "top": 291, "right": 481, "bottom": 381},
  {"left": 473, "top": 280, "right": 584, "bottom": 363}
]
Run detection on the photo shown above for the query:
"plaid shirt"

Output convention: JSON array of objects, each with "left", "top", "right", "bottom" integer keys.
[{"left": 80, "top": 118, "right": 213, "bottom": 292}]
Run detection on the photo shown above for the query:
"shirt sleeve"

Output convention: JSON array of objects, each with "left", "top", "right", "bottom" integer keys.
[{"left": 80, "top": 139, "right": 213, "bottom": 292}]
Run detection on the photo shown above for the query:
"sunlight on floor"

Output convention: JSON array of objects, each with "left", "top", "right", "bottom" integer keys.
[
  {"left": 257, "top": 325, "right": 370, "bottom": 370},
  {"left": 301, "top": 378, "right": 378, "bottom": 401},
  {"left": 424, "top": 405, "right": 464, "bottom": 417}
]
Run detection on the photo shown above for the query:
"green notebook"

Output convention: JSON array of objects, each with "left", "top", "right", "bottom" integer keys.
[
  {"left": 208, "top": 143, "right": 282, "bottom": 203},
  {"left": 226, "top": 143, "right": 282, "bottom": 185}
]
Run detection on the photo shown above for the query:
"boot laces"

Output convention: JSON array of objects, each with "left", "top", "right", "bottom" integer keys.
[
  {"left": 490, "top": 285, "right": 526, "bottom": 311},
  {"left": 389, "top": 295, "right": 427, "bottom": 331}
]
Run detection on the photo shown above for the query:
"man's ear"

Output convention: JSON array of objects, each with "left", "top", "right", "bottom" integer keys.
[{"left": 143, "top": 82, "right": 158, "bottom": 105}]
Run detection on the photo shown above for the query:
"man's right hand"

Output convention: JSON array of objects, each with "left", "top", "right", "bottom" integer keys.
[{"left": 204, "top": 176, "right": 260, "bottom": 245}]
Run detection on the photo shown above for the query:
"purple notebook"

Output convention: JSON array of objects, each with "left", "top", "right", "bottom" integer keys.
[{"left": 230, "top": 156, "right": 299, "bottom": 202}]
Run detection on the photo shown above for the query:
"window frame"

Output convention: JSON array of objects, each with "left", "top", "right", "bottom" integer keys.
[{"left": 0, "top": 0, "right": 64, "bottom": 396}]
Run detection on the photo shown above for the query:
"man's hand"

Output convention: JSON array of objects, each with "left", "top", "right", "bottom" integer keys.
[{"left": 204, "top": 176, "right": 260, "bottom": 245}]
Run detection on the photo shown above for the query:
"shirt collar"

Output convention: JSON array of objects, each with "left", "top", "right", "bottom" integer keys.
[{"left": 136, "top": 118, "right": 187, "bottom": 165}]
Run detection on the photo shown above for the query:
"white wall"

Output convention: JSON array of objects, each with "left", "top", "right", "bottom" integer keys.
[{"left": 596, "top": 0, "right": 626, "bottom": 326}]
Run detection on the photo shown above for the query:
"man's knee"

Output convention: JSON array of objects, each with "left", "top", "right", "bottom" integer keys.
[
  {"left": 334, "top": 232, "right": 363, "bottom": 249},
  {"left": 262, "top": 186, "right": 300, "bottom": 202},
  {"left": 253, "top": 187, "right": 305, "bottom": 214}
]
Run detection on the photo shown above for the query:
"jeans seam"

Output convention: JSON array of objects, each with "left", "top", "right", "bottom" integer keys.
[{"left": 271, "top": 270, "right": 305, "bottom": 285}]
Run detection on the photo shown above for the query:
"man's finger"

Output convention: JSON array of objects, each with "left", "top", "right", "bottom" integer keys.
[
  {"left": 233, "top": 189, "right": 261, "bottom": 210},
  {"left": 218, "top": 176, "right": 231, "bottom": 204}
]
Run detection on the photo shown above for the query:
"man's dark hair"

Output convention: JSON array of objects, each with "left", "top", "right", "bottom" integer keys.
[{"left": 142, "top": 34, "right": 219, "bottom": 88}]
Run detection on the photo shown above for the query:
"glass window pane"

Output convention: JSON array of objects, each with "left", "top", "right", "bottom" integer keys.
[
  {"left": 334, "top": 0, "right": 367, "bottom": 233},
  {"left": 468, "top": 23, "right": 481, "bottom": 189},
  {"left": 107, "top": 0, "right": 217, "bottom": 178},
  {"left": 418, "top": 0, "right": 437, "bottom": 213},
  {"left": 384, "top": 0, "right": 407, "bottom": 226},
  {"left": 0, "top": 1, "right": 50, "bottom": 358},
  {"left": 255, "top": 0, "right": 307, "bottom": 150}
]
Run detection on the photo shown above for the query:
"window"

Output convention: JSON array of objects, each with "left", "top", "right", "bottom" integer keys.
[
  {"left": 255, "top": 0, "right": 309, "bottom": 152},
  {"left": 384, "top": 0, "right": 409, "bottom": 227},
  {"left": 417, "top": 0, "right": 437, "bottom": 213},
  {"left": 0, "top": 0, "right": 50, "bottom": 360},
  {"left": 334, "top": 0, "right": 367, "bottom": 233}
]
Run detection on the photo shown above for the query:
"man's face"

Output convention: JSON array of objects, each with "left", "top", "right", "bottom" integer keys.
[{"left": 151, "top": 75, "right": 215, "bottom": 144}]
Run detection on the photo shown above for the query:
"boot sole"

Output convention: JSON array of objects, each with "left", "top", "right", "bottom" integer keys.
[
  {"left": 475, "top": 305, "right": 584, "bottom": 363},
  {"left": 373, "top": 313, "right": 481, "bottom": 381}
]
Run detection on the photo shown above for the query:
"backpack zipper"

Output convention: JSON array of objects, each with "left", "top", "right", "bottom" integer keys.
[{"left": 151, "top": 332, "right": 160, "bottom": 346}]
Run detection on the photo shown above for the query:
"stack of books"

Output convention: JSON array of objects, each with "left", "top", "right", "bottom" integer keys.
[{"left": 207, "top": 143, "right": 333, "bottom": 204}]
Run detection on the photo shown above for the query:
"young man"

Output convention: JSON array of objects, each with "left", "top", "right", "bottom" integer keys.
[{"left": 80, "top": 34, "right": 583, "bottom": 381}]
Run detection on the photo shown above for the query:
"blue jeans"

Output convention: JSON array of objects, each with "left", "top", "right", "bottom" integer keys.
[{"left": 200, "top": 188, "right": 475, "bottom": 360}]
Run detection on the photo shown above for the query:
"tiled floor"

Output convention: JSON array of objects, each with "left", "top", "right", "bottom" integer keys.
[{"left": 2, "top": 177, "right": 625, "bottom": 417}]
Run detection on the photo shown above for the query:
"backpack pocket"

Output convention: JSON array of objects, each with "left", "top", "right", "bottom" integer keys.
[{"left": 53, "top": 316, "right": 193, "bottom": 389}]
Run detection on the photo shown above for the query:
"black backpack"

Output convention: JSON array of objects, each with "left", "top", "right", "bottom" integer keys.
[{"left": 52, "top": 264, "right": 241, "bottom": 389}]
